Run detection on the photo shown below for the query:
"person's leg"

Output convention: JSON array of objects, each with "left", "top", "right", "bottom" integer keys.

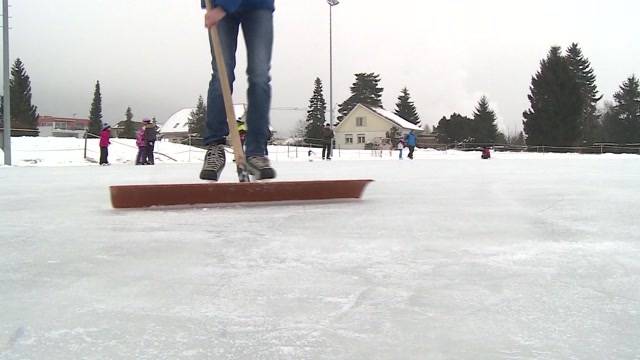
[
  {"left": 200, "top": 17, "right": 240, "bottom": 181},
  {"left": 100, "top": 147, "right": 106, "bottom": 164},
  {"left": 241, "top": 9, "right": 273, "bottom": 158},
  {"left": 322, "top": 144, "right": 327, "bottom": 160},
  {"left": 203, "top": 16, "right": 241, "bottom": 146},
  {"left": 147, "top": 142, "right": 155, "bottom": 165}
]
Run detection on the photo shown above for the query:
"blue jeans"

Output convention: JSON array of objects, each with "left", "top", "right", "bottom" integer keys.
[{"left": 204, "top": 9, "right": 273, "bottom": 158}]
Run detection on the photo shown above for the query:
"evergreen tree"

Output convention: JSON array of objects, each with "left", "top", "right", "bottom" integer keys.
[
  {"left": 88, "top": 81, "right": 103, "bottom": 136},
  {"left": 304, "top": 78, "right": 327, "bottom": 145},
  {"left": 188, "top": 95, "right": 207, "bottom": 138},
  {"left": 9, "top": 58, "right": 39, "bottom": 136},
  {"left": 120, "top": 107, "right": 136, "bottom": 139},
  {"left": 394, "top": 87, "right": 421, "bottom": 126},
  {"left": 566, "top": 43, "right": 602, "bottom": 144},
  {"left": 602, "top": 75, "right": 640, "bottom": 143},
  {"left": 523, "top": 46, "right": 583, "bottom": 146},
  {"left": 472, "top": 96, "right": 499, "bottom": 143},
  {"left": 337, "top": 73, "right": 384, "bottom": 122},
  {"left": 434, "top": 113, "right": 474, "bottom": 143}
]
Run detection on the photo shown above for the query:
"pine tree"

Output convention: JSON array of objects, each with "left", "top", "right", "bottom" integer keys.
[
  {"left": 602, "top": 75, "right": 640, "bottom": 143},
  {"left": 434, "top": 113, "right": 474, "bottom": 143},
  {"left": 304, "top": 78, "right": 327, "bottom": 145},
  {"left": 120, "top": 107, "right": 136, "bottom": 139},
  {"left": 88, "top": 81, "right": 103, "bottom": 136},
  {"left": 472, "top": 96, "right": 499, "bottom": 143},
  {"left": 394, "top": 87, "right": 421, "bottom": 126},
  {"left": 9, "top": 58, "right": 39, "bottom": 136},
  {"left": 566, "top": 43, "right": 602, "bottom": 144},
  {"left": 188, "top": 95, "right": 207, "bottom": 138},
  {"left": 523, "top": 46, "right": 583, "bottom": 146},
  {"left": 337, "top": 73, "right": 384, "bottom": 122}
]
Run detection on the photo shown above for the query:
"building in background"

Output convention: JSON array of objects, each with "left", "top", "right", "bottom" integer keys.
[
  {"left": 334, "top": 104, "right": 423, "bottom": 150},
  {"left": 160, "top": 105, "right": 247, "bottom": 143},
  {"left": 38, "top": 116, "right": 90, "bottom": 138}
]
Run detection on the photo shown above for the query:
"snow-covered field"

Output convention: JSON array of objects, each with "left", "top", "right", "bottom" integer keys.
[{"left": 1, "top": 137, "right": 640, "bottom": 359}]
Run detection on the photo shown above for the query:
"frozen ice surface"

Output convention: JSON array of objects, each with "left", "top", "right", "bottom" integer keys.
[{"left": 1, "top": 139, "right": 639, "bottom": 359}]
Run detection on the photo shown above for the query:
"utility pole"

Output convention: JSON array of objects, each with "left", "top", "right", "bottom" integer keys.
[
  {"left": 327, "top": 0, "right": 339, "bottom": 157},
  {"left": 2, "top": 0, "right": 11, "bottom": 165},
  {"left": 327, "top": 0, "right": 339, "bottom": 132}
]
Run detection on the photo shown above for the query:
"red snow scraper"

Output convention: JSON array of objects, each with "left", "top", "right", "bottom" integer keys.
[
  {"left": 109, "top": 5, "right": 372, "bottom": 209},
  {"left": 110, "top": 180, "right": 372, "bottom": 208}
]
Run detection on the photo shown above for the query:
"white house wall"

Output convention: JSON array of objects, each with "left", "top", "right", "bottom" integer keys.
[{"left": 335, "top": 106, "right": 394, "bottom": 149}]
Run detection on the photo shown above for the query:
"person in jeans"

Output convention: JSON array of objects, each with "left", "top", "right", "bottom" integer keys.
[{"left": 199, "top": 0, "right": 276, "bottom": 181}]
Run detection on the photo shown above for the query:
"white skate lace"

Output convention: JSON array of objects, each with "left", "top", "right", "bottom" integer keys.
[
  {"left": 204, "top": 145, "right": 225, "bottom": 170},
  {"left": 248, "top": 156, "right": 271, "bottom": 169}
]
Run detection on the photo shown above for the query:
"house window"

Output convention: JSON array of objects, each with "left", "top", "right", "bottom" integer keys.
[
  {"left": 173, "top": 123, "right": 180, "bottom": 129},
  {"left": 357, "top": 134, "right": 366, "bottom": 144},
  {"left": 345, "top": 134, "right": 353, "bottom": 144},
  {"left": 356, "top": 117, "right": 366, "bottom": 127},
  {"left": 54, "top": 122, "right": 67, "bottom": 130}
]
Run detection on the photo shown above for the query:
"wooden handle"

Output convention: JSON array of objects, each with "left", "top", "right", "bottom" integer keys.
[{"left": 204, "top": 0, "right": 249, "bottom": 180}]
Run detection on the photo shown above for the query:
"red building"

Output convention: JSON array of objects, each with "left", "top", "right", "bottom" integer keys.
[{"left": 38, "top": 116, "right": 90, "bottom": 137}]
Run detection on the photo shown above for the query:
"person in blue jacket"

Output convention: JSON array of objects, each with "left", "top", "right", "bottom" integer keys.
[
  {"left": 199, "top": 0, "right": 276, "bottom": 181},
  {"left": 404, "top": 130, "right": 417, "bottom": 159}
]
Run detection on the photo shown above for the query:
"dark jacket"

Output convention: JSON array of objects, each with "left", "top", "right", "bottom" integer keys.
[
  {"left": 321, "top": 127, "right": 334, "bottom": 143},
  {"left": 143, "top": 126, "right": 157, "bottom": 142},
  {"left": 200, "top": 0, "right": 275, "bottom": 14}
]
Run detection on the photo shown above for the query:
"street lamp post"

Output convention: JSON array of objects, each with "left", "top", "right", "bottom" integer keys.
[
  {"left": 2, "top": 0, "right": 10, "bottom": 165},
  {"left": 328, "top": 0, "right": 339, "bottom": 132}
]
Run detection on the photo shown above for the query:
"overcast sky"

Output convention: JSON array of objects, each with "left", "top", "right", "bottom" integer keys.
[{"left": 3, "top": 0, "right": 640, "bottom": 136}]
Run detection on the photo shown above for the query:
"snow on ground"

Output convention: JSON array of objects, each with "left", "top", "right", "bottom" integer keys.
[{"left": 1, "top": 137, "right": 640, "bottom": 359}]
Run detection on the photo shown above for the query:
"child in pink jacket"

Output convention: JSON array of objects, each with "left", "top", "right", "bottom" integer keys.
[
  {"left": 135, "top": 126, "right": 146, "bottom": 165},
  {"left": 99, "top": 123, "right": 111, "bottom": 165}
]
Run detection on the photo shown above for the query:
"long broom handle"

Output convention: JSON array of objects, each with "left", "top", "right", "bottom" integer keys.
[{"left": 204, "top": 0, "right": 249, "bottom": 181}]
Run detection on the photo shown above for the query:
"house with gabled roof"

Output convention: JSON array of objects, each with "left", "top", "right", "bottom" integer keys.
[
  {"left": 334, "top": 104, "right": 423, "bottom": 149},
  {"left": 160, "top": 104, "right": 247, "bottom": 143}
]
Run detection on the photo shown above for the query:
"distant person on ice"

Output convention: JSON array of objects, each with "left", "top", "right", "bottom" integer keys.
[
  {"left": 404, "top": 130, "right": 417, "bottom": 159},
  {"left": 99, "top": 123, "right": 111, "bottom": 165},
  {"left": 199, "top": 0, "right": 276, "bottom": 181},
  {"left": 397, "top": 139, "right": 404, "bottom": 159},
  {"left": 482, "top": 146, "right": 491, "bottom": 159},
  {"left": 142, "top": 118, "right": 157, "bottom": 165},
  {"left": 321, "top": 123, "right": 334, "bottom": 160},
  {"left": 135, "top": 124, "right": 146, "bottom": 165}
]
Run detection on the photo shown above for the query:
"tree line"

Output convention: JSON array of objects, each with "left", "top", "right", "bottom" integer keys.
[
  {"left": 6, "top": 42, "right": 638, "bottom": 147},
  {"left": 1, "top": 59, "right": 151, "bottom": 139},
  {"left": 296, "top": 43, "right": 638, "bottom": 147}
]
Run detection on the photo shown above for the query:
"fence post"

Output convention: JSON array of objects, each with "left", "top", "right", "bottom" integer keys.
[{"left": 84, "top": 130, "right": 88, "bottom": 159}]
